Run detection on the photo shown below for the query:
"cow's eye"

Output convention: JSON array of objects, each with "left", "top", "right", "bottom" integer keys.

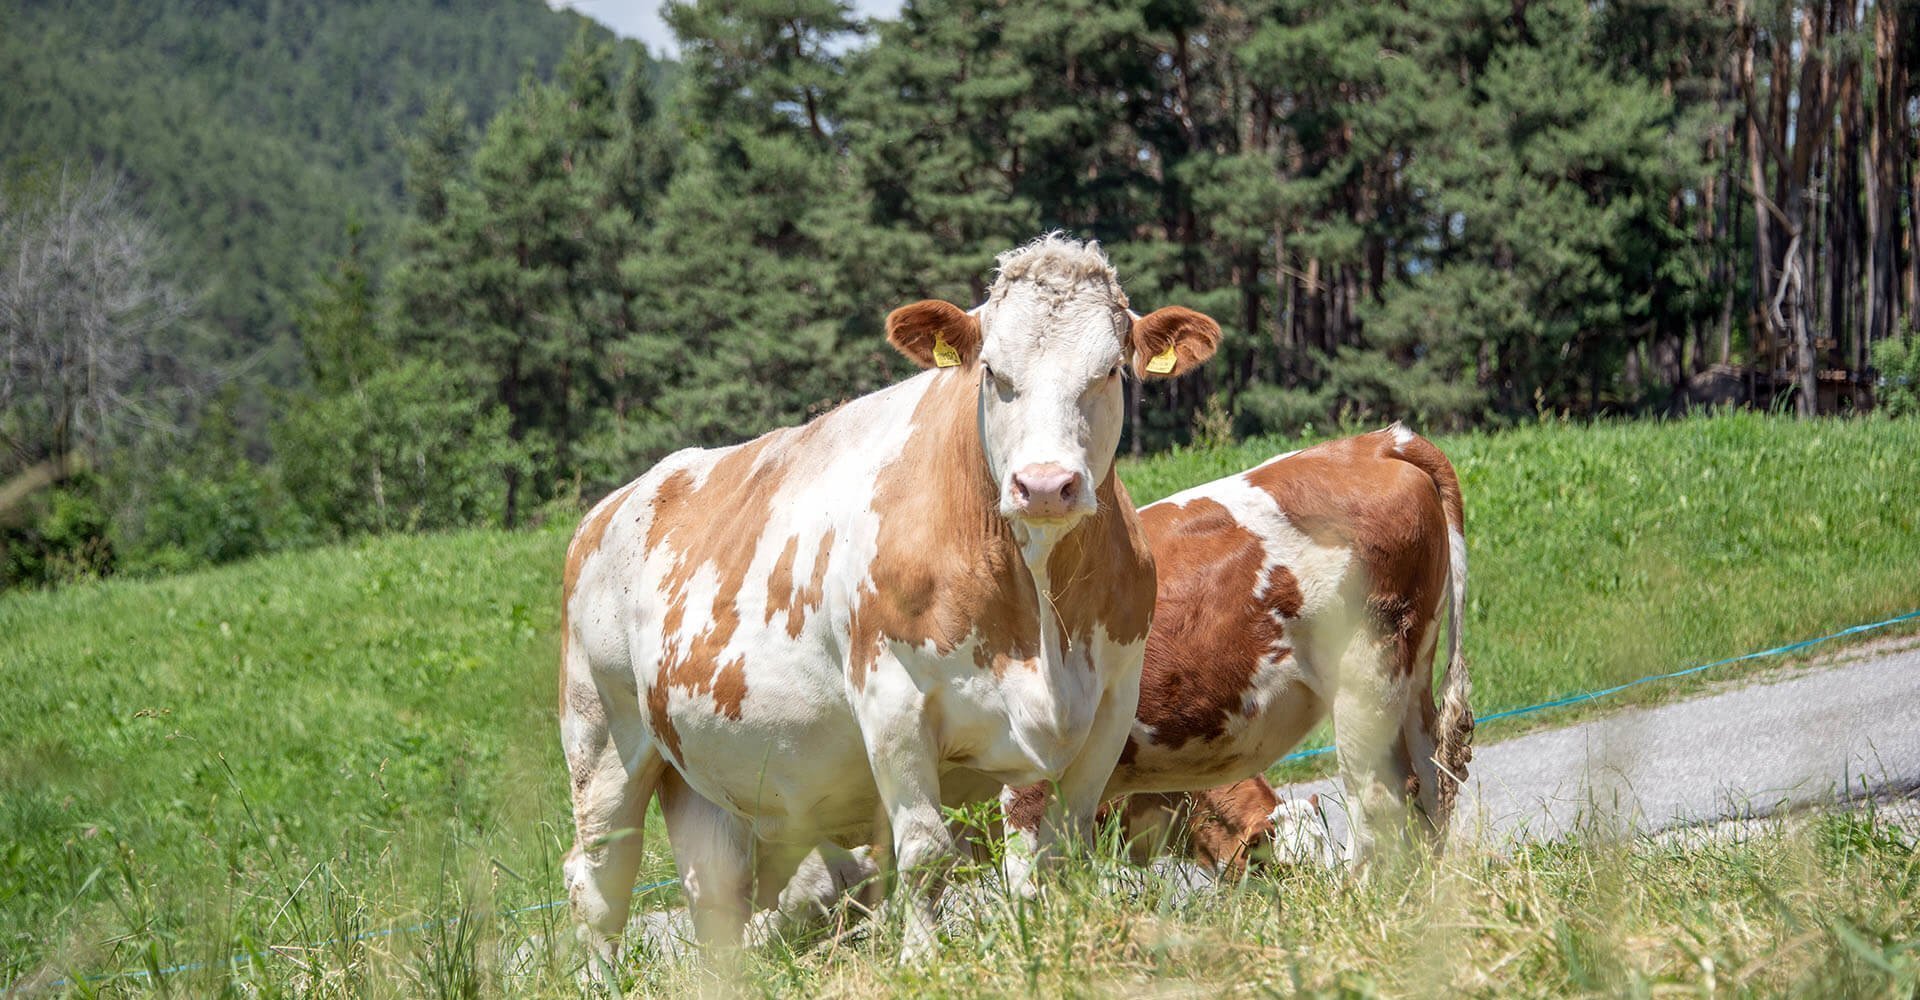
[
  {"left": 1108, "top": 364, "right": 1121, "bottom": 379},
  {"left": 981, "top": 362, "right": 996, "bottom": 383}
]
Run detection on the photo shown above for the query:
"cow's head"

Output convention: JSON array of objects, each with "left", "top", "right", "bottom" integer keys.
[{"left": 887, "top": 236, "right": 1219, "bottom": 532}]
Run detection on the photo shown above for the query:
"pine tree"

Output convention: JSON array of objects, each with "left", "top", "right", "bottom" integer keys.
[
  {"left": 294, "top": 223, "right": 385, "bottom": 394},
  {"left": 623, "top": 0, "right": 892, "bottom": 455},
  {"left": 387, "top": 34, "right": 655, "bottom": 523},
  {"left": 1362, "top": 0, "right": 1710, "bottom": 420}
]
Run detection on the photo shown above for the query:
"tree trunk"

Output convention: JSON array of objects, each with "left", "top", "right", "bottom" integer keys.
[
  {"left": 1794, "top": 232, "right": 1819, "bottom": 416},
  {"left": 1829, "top": 5, "right": 1862, "bottom": 376},
  {"left": 1911, "top": 121, "right": 1920, "bottom": 318},
  {"left": 1738, "top": 7, "right": 1780, "bottom": 376},
  {"left": 1865, "top": 0, "right": 1902, "bottom": 347}
]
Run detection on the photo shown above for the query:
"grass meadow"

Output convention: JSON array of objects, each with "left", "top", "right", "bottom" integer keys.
[{"left": 3, "top": 411, "right": 1918, "bottom": 995}]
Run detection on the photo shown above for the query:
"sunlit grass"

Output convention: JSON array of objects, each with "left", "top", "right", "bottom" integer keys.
[{"left": 3, "top": 411, "right": 1917, "bottom": 993}]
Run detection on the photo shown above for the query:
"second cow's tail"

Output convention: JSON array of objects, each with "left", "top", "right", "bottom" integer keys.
[{"left": 1386, "top": 425, "right": 1475, "bottom": 812}]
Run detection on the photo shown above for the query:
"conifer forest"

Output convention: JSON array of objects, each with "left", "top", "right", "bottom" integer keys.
[{"left": 3, "top": 0, "right": 1918, "bottom": 589}]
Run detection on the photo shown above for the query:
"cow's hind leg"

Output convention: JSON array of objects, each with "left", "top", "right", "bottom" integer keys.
[
  {"left": 1330, "top": 601, "right": 1452, "bottom": 867},
  {"left": 1328, "top": 627, "right": 1416, "bottom": 870},
  {"left": 562, "top": 664, "right": 667, "bottom": 984}
]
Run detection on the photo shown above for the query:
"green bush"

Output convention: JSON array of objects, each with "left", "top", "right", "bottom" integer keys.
[
  {"left": 1871, "top": 331, "right": 1920, "bottom": 417},
  {"left": 274, "top": 359, "right": 527, "bottom": 539},
  {"left": 0, "top": 473, "right": 115, "bottom": 590},
  {"left": 125, "top": 455, "right": 301, "bottom": 576},
  {"left": 113, "top": 399, "right": 308, "bottom": 575}
]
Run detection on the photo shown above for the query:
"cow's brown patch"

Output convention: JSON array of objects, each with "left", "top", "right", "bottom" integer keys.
[
  {"left": 802, "top": 531, "right": 834, "bottom": 620},
  {"left": 764, "top": 536, "right": 799, "bottom": 627},
  {"left": 846, "top": 609, "right": 883, "bottom": 692},
  {"left": 1262, "top": 565, "right": 1305, "bottom": 619},
  {"left": 856, "top": 370, "right": 1034, "bottom": 682},
  {"left": 647, "top": 681, "right": 682, "bottom": 763},
  {"left": 1046, "top": 473, "right": 1156, "bottom": 650},
  {"left": 764, "top": 529, "right": 836, "bottom": 640},
  {"left": 851, "top": 369, "right": 1155, "bottom": 689},
  {"left": 1130, "top": 497, "right": 1289, "bottom": 753},
  {"left": 1243, "top": 432, "right": 1449, "bottom": 680},
  {"left": 1004, "top": 782, "right": 1049, "bottom": 831}
]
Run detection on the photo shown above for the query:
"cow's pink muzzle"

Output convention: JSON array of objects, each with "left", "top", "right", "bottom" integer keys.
[{"left": 1010, "top": 463, "right": 1084, "bottom": 520}]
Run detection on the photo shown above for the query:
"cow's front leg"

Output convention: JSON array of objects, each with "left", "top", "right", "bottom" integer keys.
[
  {"left": 856, "top": 658, "right": 955, "bottom": 958},
  {"left": 658, "top": 771, "right": 753, "bottom": 971},
  {"left": 1019, "top": 659, "right": 1145, "bottom": 884}
]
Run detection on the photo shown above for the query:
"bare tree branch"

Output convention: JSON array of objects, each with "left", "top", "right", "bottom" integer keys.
[
  {"left": 0, "top": 167, "right": 197, "bottom": 474},
  {"left": 1770, "top": 232, "right": 1801, "bottom": 335}
]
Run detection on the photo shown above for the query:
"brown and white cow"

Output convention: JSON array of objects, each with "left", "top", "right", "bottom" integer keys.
[
  {"left": 558, "top": 236, "right": 1219, "bottom": 969},
  {"left": 1012, "top": 426, "right": 1474, "bottom": 867}
]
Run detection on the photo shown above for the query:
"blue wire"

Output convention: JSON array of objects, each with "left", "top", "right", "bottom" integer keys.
[{"left": 22, "top": 607, "right": 1920, "bottom": 991}]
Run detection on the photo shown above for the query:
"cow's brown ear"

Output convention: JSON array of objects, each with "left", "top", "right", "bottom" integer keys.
[
  {"left": 1130, "top": 306, "right": 1221, "bottom": 379},
  {"left": 887, "top": 300, "right": 981, "bottom": 370}
]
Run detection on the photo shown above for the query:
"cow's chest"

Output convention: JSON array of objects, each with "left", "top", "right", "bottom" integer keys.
[{"left": 911, "top": 632, "right": 1125, "bottom": 786}]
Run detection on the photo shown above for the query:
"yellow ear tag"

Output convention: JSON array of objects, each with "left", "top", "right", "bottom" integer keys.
[
  {"left": 1145, "top": 344, "right": 1178, "bottom": 374},
  {"left": 932, "top": 335, "right": 962, "bottom": 368}
]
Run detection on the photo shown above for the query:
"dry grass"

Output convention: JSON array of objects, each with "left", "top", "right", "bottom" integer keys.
[{"left": 10, "top": 805, "right": 1915, "bottom": 997}]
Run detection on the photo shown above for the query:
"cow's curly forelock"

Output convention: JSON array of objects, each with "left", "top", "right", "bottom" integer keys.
[{"left": 989, "top": 232, "right": 1128, "bottom": 309}]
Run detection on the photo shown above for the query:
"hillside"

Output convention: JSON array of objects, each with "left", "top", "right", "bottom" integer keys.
[
  {"left": 2, "top": 413, "right": 1918, "bottom": 990},
  {"left": 0, "top": 0, "right": 629, "bottom": 359}
]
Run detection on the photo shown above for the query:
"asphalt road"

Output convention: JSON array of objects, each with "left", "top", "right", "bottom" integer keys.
[{"left": 1282, "top": 643, "right": 1920, "bottom": 851}]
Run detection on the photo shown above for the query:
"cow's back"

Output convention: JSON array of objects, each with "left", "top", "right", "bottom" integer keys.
[{"left": 1110, "top": 427, "right": 1457, "bottom": 795}]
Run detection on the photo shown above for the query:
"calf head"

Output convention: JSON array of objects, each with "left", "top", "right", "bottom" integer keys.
[
  {"left": 1193, "top": 788, "right": 1336, "bottom": 876},
  {"left": 888, "top": 235, "right": 1219, "bottom": 534}
]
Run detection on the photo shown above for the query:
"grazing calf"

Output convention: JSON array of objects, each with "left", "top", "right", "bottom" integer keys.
[
  {"left": 1012, "top": 427, "right": 1474, "bottom": 866},
  {"left": 558, "top": 236, "right": 1219, "bottom": 970},
  {"left": 1107, "top": 777, "right": 1334, "bottom": 876}
]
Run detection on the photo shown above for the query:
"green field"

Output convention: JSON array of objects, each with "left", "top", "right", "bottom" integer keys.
[{"left": 3, "top": 412, "right": 1918, "bottom": 994}]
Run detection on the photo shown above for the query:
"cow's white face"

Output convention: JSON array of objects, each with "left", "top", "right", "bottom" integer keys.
[
  {"left": 974, "top": 283, "right": 1129, "bottom": 527},
  {"left": 886, "top": 237, "right": 1220, "bottom": 535}
]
